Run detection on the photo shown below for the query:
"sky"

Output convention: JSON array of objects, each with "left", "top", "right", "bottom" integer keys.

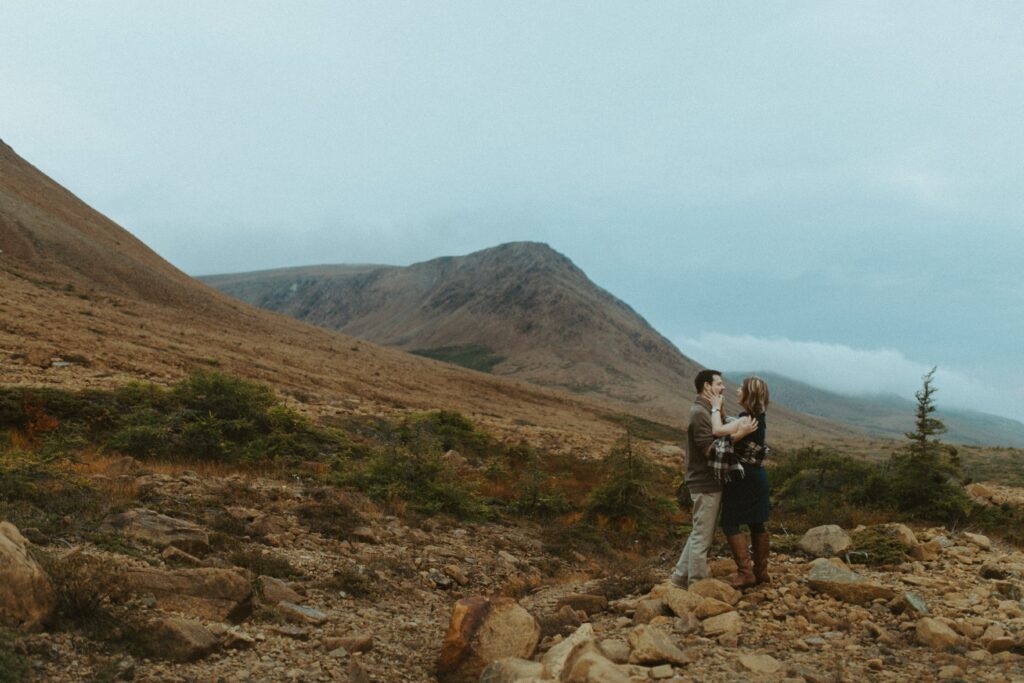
[{"left": 2, "top": 2, "right": 1023, "bottom": 421}]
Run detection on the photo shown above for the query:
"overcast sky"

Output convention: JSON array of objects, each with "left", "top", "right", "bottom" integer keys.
[{"left": 3, "top": 2, "right": 1023, "bottom": 422}]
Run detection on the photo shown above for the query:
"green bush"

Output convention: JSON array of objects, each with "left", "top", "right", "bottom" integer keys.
[
  {"left": 585, "top": 435, "right": 673, "bottom": 538},
  {"left": 509, "top": 467, "right": 572, "bottom": 519},
  {"left": 335, "top": 447, "right": 487, "bottom": 519},
  {"left": 1, "top": 371, "right": 350, "bottom": 465},
  {"left": 771, "top": 447, "right": 888, "bottom": 515},
  {"left": 849, "top": 527, "right": 912, "bottom": 566}
]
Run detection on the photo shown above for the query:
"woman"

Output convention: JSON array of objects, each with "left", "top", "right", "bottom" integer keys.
[{"left": 707, "top": 376, "right": 771, "bottom": 588}]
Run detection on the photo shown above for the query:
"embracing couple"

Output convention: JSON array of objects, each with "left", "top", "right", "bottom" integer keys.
[{"left": 671, "top": 369, "right": 771, "bottom": 590}]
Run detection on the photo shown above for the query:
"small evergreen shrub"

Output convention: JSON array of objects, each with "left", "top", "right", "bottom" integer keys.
[
  {"left": 335, "top": 447, "right": 487, "bottom": 519},
  {"left": 585, "top": 434, "right": 673, "bottom": 539}
]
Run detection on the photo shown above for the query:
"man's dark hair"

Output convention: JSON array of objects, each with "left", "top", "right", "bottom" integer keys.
[{"left": 694, "top": 369, "right": 722, "bottom": 393}]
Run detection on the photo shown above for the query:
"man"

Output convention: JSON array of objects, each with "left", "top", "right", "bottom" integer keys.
[{"left": 671, "top": 369, "right": 757, "bottom": 587}]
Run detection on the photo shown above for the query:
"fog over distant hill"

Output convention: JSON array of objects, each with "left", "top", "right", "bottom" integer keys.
[{"left": 726, "top": 371, "right": 1024, "bottom": 448}]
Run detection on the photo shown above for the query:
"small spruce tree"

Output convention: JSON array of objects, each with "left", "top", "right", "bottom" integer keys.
[{"left": 888, "top": 367, "right": 969, "bottom": 523}]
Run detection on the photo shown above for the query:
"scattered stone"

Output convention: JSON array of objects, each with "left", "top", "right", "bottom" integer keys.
[
  {"left": 0, "top": 522, "right": 56, "bottom": 630},
  {"left": 902, "top": 591, "right": 929, "bottom": 614},
  {"left": 161, "top": 546, "right": 202, "bottom": 565},
  {"left": 323, "top": 634, "right": 373, "bottom": 653},
  {"left": 915, "top": 617, "right": 960, "bottom": 650},
  {"left": 564, "top": 645, "right": 631, "bottom": 683},
  {"left": 674, "top": 613, "right": 701, "bottom": 635},
  {"left": 270, "top": 625, "right": 309, "bottom": 640},
  {"left": 909, "top": 541, "right": 941, "bottom": 562},
  {"left": 688, "top": 578, "right": 741, "bottom": 605},
  {"left": 738, "top": 652, "right": 782, "bottom": 674},
  {"left": 259, "top": 576, "right": 304, "bottom": 605},
  {"left": 556, "top": 594, "right": 609, "bottom": 615},
  {"left": 965, "top": 483, "right": 995, "bottom": 503},
  {"left": 884, "top": 524, "right": 918, "bottom": 547},
  {"left": 938, "top": 664, "right": 964, "bottom": 680},
  {"left": 798, "top": 525, "right": 853, "bottom": 557},
  {"left": 986, "top": 637, "right": 1016, "bottom": 654},
  {"left": 627, "top": 625, "right": 691, "bottom": 665},
  {"left": 701, "top": 611, "right": 741, "bottom": 637},
  {"left": 962, "top": 532, "right": 992, "bottom": 551},
  {"left": 478, "top": 657, "right": 545, "bottom": 683},
  {"left": 223, "top": 628, "right": 256, "bottom": 649},
  {"left": 662, "top": 587, "right": 704, "bottom": 617},
  {"left": 542, "top": 623, "right": 595, "bottom": 679},
  {"left": 806, "top": 558, "right": 896, "bottom": 605},
  {"left": 145, "top": 617, "right": 220, "bottom": 662},
  {"left": 277, "top": 601, "right": 328, "bottom": 625},
  {"left": 649, "top": 663, "right": 675, "bottom": 679},
  {"left": 598, "top": 638, "right": 630, "bottom": 664},
  {"left": 124, "top": 567, "right": 253, "bottom": 622},
  {"left": 100, "top": 508, "right": 210, "bottom": 556},
  {"left": 437, "top": 596, "right": 540, "bottom": 683},
  {"left": 444, "top": 564, "right": 470, "bottom": 586},
  {"left": 633, "top": 599, "right": 666, "bottom": 624},
  {"left": 694, "top": 597, "right": 734, "bottom": 619},
  {"left": 557, "top": 603, "right": 583, "bottom": 627},
  {"left": 979, "top": 562, "right": 1009, "bottom": 580}
]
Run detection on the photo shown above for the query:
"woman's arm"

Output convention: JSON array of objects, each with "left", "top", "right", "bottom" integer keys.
[{"left": 706, "top": 390, "right": 758, "bottom": 441}]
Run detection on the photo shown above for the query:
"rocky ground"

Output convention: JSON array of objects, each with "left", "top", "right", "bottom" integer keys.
[{"left": 1, "top": 459, "right": 1023, "bottom": 682}]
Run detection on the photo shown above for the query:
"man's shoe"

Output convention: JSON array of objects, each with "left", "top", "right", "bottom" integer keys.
[
  {"left": 670, "top": 574, "right": 688, "bottom": 589},
  {"left": 726, "top": 534, "right": 757, "bottom": 589}
]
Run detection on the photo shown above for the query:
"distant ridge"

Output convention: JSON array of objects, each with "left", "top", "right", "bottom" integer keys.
[
  {"left": 202, "top": 244, "right": 862, "bottom": 442},
  {"left": 726, "top": 371, "right": 1024, "bottom": 448}
]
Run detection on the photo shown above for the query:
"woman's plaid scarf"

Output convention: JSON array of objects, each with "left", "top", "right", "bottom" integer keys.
[{"left": 710, "top": 438, "right": 770, "bottom": 484}]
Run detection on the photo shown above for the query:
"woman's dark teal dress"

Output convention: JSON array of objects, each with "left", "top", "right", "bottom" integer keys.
[{"left": 720, "top": 412, "right": 770, "bottom": 528}]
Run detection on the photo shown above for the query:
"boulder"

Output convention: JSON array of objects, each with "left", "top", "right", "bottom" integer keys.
[
  {"left": 688, "top": 578, "right": 741, "bottom": 605},
  {"left": 479, "top": 657, "right": 545, "bottom": 683},
  {"left": 694, "top": 597, "right": 734, "bottom": 619},
  {"left": 965, "top": 483, "right": 995, "bottom": 502},
  {"left": 798, "top": 525, "right": 852, "bottom": 557},
  {"left": 962, "top": 532, "right": 992, "bottom": 551},
  {"left": 806, "top": 558, "right": 896, "bottom": 605},
  {"left": 632, "top": 599, "right": 666, "bottom": 624},
  {"left": 909, "top": 541, "right": 941, "bottom": 562},
  {"left": 627, "top": 625, "right": 691, "bottom": 665},
  {"left": 738, "top": 653, "right": 782, "bottom": 674},
  {"left": 884, "top": 524, "right": 918, "bottom": 547},
  {"left": 701, "top": 611, "right": 741, "bottom": 636},
  {"left": 916, "top": 617, "right": 960, "bottom": 650},
  {"left": 259, "top": 575, "right": 304, "bottom": 605},
  {"left": 0, "top": 522, "right": 56, "bottom": 630},
  {"left": 100, "top": 508, "right": 210, "bottom": 556},
  {"left": 145, "top": 617, "right": 220, "bottom": 662},
  {"left": 661, "top": 587, "right": 704, "bottom": 617},
  {"left": 563, "top": 646, "right": 631, "bottom": 683},
  {"left": 542, "top": 623, "right": 595, "bottom": 679},
  {"left": 436, "top": 596, "right": 540, "bottom": 683},
  {"left": 125, "top": 567, "right": 253, "bottom": 622},
  {"left": 598, "top": 639, "right": 631, "bottom": 664}
]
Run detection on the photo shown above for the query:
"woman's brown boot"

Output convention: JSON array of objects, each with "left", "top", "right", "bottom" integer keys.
[
  {"left": 726, "top": 534, "right": 756, "bottom": 588},
  {"left": 752, "top": 532, "right": 771, "bottom": 585}
]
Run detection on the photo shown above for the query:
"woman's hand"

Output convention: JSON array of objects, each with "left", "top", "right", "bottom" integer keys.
[{"left": 708, "top": 391, "right": 723, "bottom": 412}]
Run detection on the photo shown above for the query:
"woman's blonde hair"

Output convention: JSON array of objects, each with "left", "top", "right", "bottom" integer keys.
[{"left": 740, "top": 376, "right": 770, "bottom": 415}]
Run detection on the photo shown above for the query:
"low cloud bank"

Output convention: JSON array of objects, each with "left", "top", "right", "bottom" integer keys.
[{"left": 675, "top": 333, "right": 1024, "bottom": 423}]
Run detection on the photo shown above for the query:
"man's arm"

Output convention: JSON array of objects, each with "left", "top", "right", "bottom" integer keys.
[{"left": 690, "top": 409, "right": 717, "bottom": 461}]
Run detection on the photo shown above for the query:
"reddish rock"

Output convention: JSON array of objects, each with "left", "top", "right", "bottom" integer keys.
[
  {"left": 125, "top": 567, "right": 253, "bottom": 622},
  {"left": 437, "top": 596, "right": 540, "bottom": 683},
  {"left": 0, "top": 522, "right": 56, "bottom": 630}
]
